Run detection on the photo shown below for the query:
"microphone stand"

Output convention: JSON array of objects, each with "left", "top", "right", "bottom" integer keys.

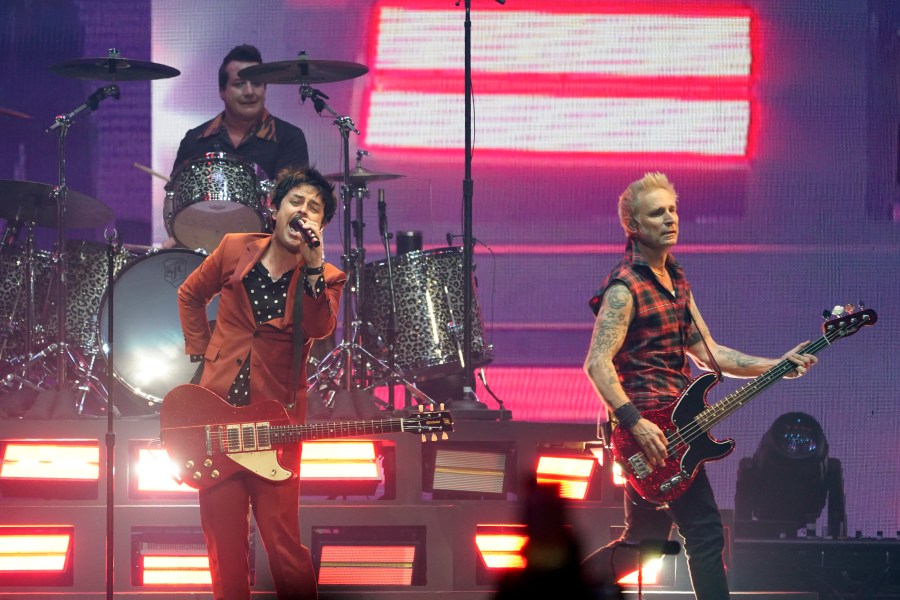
[
  {"left": 452, "top": 0, "right": 507, "bottom": 419},
  {"left": 104, "top": 228, "right": 118, "bottom": 600}
]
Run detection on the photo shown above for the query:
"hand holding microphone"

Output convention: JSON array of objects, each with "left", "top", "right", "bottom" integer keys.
[{"left": 288, "top": 214, "right": 321, "bottom": 248}]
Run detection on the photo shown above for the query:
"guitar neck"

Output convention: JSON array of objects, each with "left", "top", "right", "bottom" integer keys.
[
  {"left": 268, "top": 418, "right": 407, "bottom": 445},
  {"left": 696, "top": 332, "right": 833, "bottom": 433}
]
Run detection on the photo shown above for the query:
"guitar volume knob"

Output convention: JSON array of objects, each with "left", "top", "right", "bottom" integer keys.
[
  {"left": 210, "top": 470, "right": 220, "bottom": 479},
  {"left": 192, "top": 472, "right": 202, "bottom": 480},
  {"left": 185, "top": 461, "right": 194, "bottom": 469},
  {"left": 203, "top": 459, "right": 212, "bottom": 467}
]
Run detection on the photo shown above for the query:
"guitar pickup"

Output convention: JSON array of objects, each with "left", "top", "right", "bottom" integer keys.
[
  {"left": 627, "top": 453, "right": 652, "bottom": 480},
  {"left": 660, "top": 471, "right": 687, "bottom": 493}
]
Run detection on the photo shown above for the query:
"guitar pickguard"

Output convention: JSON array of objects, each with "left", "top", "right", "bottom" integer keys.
[{"left": 226, "top": 450, "right": 293, "bottom": 482}]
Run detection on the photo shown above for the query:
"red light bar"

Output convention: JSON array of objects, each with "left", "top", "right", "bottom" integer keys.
[
  {"left": 535, "top": 454, "right": 596, "bottom": 500},
  {"left": 318, "top": 545, "right": 416, "bottom": 585},
  {"left": 0, "top": 526, "right": 74, "bottom": 586}
]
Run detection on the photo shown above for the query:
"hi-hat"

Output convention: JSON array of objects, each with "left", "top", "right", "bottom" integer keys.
[
  {"left": 239, "top": 57, "right": 368, "bottom": 84},
  {"left": 50, "top": 56, "right": 180, "bottom": 81},
  {"left": 0, "top": 180, "right": 113, "bottom": 228},
  {"left": 323, "top": 166, "right": 404, "bottom": 186},
  {"left": 0, "top": 106, "right": 31, "bottom": 119}
]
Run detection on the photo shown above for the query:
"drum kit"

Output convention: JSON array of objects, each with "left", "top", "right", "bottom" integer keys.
[{"left": 0, "top": 49, "right": 493, "bottom": 416}]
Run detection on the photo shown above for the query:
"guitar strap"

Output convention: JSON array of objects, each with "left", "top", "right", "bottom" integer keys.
[
  {"left": 685, "top": 298, "right": 723, "bottom": 381},
  {"left": 288, "top": 271, "right": 305, "bottom": 409}
]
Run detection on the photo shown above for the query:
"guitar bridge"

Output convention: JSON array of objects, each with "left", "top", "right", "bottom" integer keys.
[{"left": 627, "top": 452, "right": 652, "bottom": 480}]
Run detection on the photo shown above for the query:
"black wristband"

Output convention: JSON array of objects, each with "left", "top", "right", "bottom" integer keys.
[
  {"left": 303, "top": 264, "right": 325, "bottom": 276},
  {"left": 613, "top": 402, "right": 642, "bottom": 429},
  {"left": 189, "top": 354, "right": 204, "bottom": 363}
]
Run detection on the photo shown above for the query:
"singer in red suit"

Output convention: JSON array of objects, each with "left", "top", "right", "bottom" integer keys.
[{"left": 178, "top": 166, "right": 346, "bottom": 600}]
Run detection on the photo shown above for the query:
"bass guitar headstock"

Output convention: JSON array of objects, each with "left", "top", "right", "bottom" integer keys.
[
  {"left": 402, "top": 404, "right": 454, "bottom": 442},
  {"left": 822, "top": 302, "right": 877, "bottom": 340}
]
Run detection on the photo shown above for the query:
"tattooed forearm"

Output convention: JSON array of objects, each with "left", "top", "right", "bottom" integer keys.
[{"left": 720, "top": 348, "right": 759, "bottom": 369}]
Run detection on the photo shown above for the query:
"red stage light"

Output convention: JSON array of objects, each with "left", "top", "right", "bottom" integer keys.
[
  {"left": 0, "top": 440, "right": 99, "bottom": 499},
  {"left": 0, "top": 526, "right": 74, "bottom": 586}
]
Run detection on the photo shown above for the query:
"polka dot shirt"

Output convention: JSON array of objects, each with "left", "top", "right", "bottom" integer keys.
[{"left": 227, "top": 261, "right": 294, "bottom": 406}]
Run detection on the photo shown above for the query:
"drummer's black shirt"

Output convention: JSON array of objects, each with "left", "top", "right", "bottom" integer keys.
[{"left": 171, "top": 109, "right": 309, "bottom": 181}]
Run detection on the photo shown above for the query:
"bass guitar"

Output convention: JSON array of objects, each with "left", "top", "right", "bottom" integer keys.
[
  {"left": 160, "top": 384, "right": 453, "bottom": 490},
  {"left": 611, "top": 306, "right": 876, "bottom": 505}
]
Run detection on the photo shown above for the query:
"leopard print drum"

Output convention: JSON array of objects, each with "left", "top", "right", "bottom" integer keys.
[
  {"left": 166, "top": 152, "right": 270, "bottom": 252},
  {"left": 361, "top": 247, "right": 493, "bottom": 380}
]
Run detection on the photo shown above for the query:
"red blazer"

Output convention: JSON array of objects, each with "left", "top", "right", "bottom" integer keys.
[{"left": 178, "top": 232, "right": 346, "bottom": 421}]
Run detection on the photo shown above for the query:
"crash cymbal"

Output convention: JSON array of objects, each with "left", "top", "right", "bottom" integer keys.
[
  {"left": 0, "top": 180, "right": 113, "bottom": 229},
  {"left": 49, "top": 56, "right": 180, "bottom": 81},
  {"left": 324, "top": 166, "right": 404, "bottom": 186},
  {"left": 0, "top": 106, "right": 31, "bottom": 119},
  {"left": 239, "top": 57, "right": 368, "bottom": 84}
]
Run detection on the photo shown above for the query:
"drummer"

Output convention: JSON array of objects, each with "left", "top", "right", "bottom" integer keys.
[{"left": 163, "top": 44, "right": 309, "bottom": 247}]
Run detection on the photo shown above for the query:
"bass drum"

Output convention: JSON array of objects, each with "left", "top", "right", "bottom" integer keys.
[
  {"left": 98, "top": 249, "right": 219, "bottom": 404},
  {"left": 361, "top": 246, "right": 493, "bottom": 380}
]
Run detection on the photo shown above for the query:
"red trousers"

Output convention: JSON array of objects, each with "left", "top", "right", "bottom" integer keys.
[{"left": 198, "top": 468, "right": 317, "bottom": 600}]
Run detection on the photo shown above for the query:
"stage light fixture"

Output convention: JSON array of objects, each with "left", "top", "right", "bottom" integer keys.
[
  {"left": 423, "top": 441, "right": 516, "bottom": 500},
  {"left": 735, "top": 412, "right": 846, "bottom": 539},
  {"left": 299, "top": 440, "right": 388, "bottom": 498},
  {"left": 311, "top": 525, "right": 426, "bottom": 587},
  {"left": 617, "top": 557, "right": 664, "bottom": 586},
  {"left": 0, "top": 526, "right": 74, "bottom": 586},
  {"left": 475, "top": 524, "right": 528, "bottom": 573},
  {"left": 129, "top": 442, "right": 197, "bottom": 498},
  {"left": 0, "top": 439, "right": 99, "bottom": 499},
  {"left": 131, "top": 526, "right": 255, "bottom": 587},
  {"left": 535, "top": 449, "right": 596, "bottom": 500}
]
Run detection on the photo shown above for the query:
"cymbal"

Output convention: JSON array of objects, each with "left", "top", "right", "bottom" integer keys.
[
  {"left": 49, "top": 56, "right": 180, "bottom": 81},
  {"left": 0, "top": 180, "right": 113, "bottom": 229},
  {"left": 324, "top": 166, "right": 404, "bottom": 186},
  {"left": 0, "top": 106, "right": 31, "bottom": 119},
  {"left": 239, "top": 58, "right": 368, "bottom": 84}
]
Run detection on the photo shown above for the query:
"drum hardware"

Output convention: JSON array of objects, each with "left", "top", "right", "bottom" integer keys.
[
  {"left": 242, "top": 52, "right": 436, "bottom": 412},
  {"left": 311, "top": 150, "right": 436, "bottom": 411},
  {"left": 237, "top": 51, "right": 368, "bottom": 84},
  {"left": 38, "top": 48, "right": 178, "bottom": 397}
]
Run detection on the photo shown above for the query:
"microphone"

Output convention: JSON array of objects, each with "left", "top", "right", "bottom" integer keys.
[
  {"left": 618, "top": 539, "right": 681, "bottom": 556},
  {"left": 289, "top": 214, "right": 320, "bottom": 248}
]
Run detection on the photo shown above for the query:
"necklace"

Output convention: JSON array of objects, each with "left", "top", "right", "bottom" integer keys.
[{"left": 650, "top": 266, "right": 667, "bottom": 277}]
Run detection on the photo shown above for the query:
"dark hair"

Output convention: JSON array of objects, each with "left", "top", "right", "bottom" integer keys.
[
  {"left": 218, "top": 44, "right": 263, "bottom": 90},
  {"left": 271, "top": 166, "right": 338, "bottom": 224}
]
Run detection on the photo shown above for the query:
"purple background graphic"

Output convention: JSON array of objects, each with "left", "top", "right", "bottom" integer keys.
[{"left": 0, "top": 0, "right": 897, "bottom": 538}]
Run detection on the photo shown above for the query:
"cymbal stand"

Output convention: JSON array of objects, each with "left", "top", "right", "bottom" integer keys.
[
  {"left": 46, "top": 80, "right": 119, "bottom": 391},
  {"left": 297, "top": 86, "right": 435, "bottom": 410}
]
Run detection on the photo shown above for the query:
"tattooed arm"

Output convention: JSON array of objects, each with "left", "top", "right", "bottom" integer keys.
[
  {"left": 686, "top": 292, "right": 817, "bottom": 379},
  {"left": 584, "top": 283, "right": 669, "bottom": 466}
]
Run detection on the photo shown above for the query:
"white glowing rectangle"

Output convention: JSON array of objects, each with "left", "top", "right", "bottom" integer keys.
[
  {"left": 0, "top": 533, "right": 71, "bottom": 573},
  {"left": 135, "top": 448, "right": 196, "bottom": 493},
  {"left": 0, "top": 442, "right": 100, "bottom": 481},
  {"left": 375, "top": 7, "right": 752, "bottom": 77},
  {"left": 365, "top": 91, "right": 750, "bottom": 155}
]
